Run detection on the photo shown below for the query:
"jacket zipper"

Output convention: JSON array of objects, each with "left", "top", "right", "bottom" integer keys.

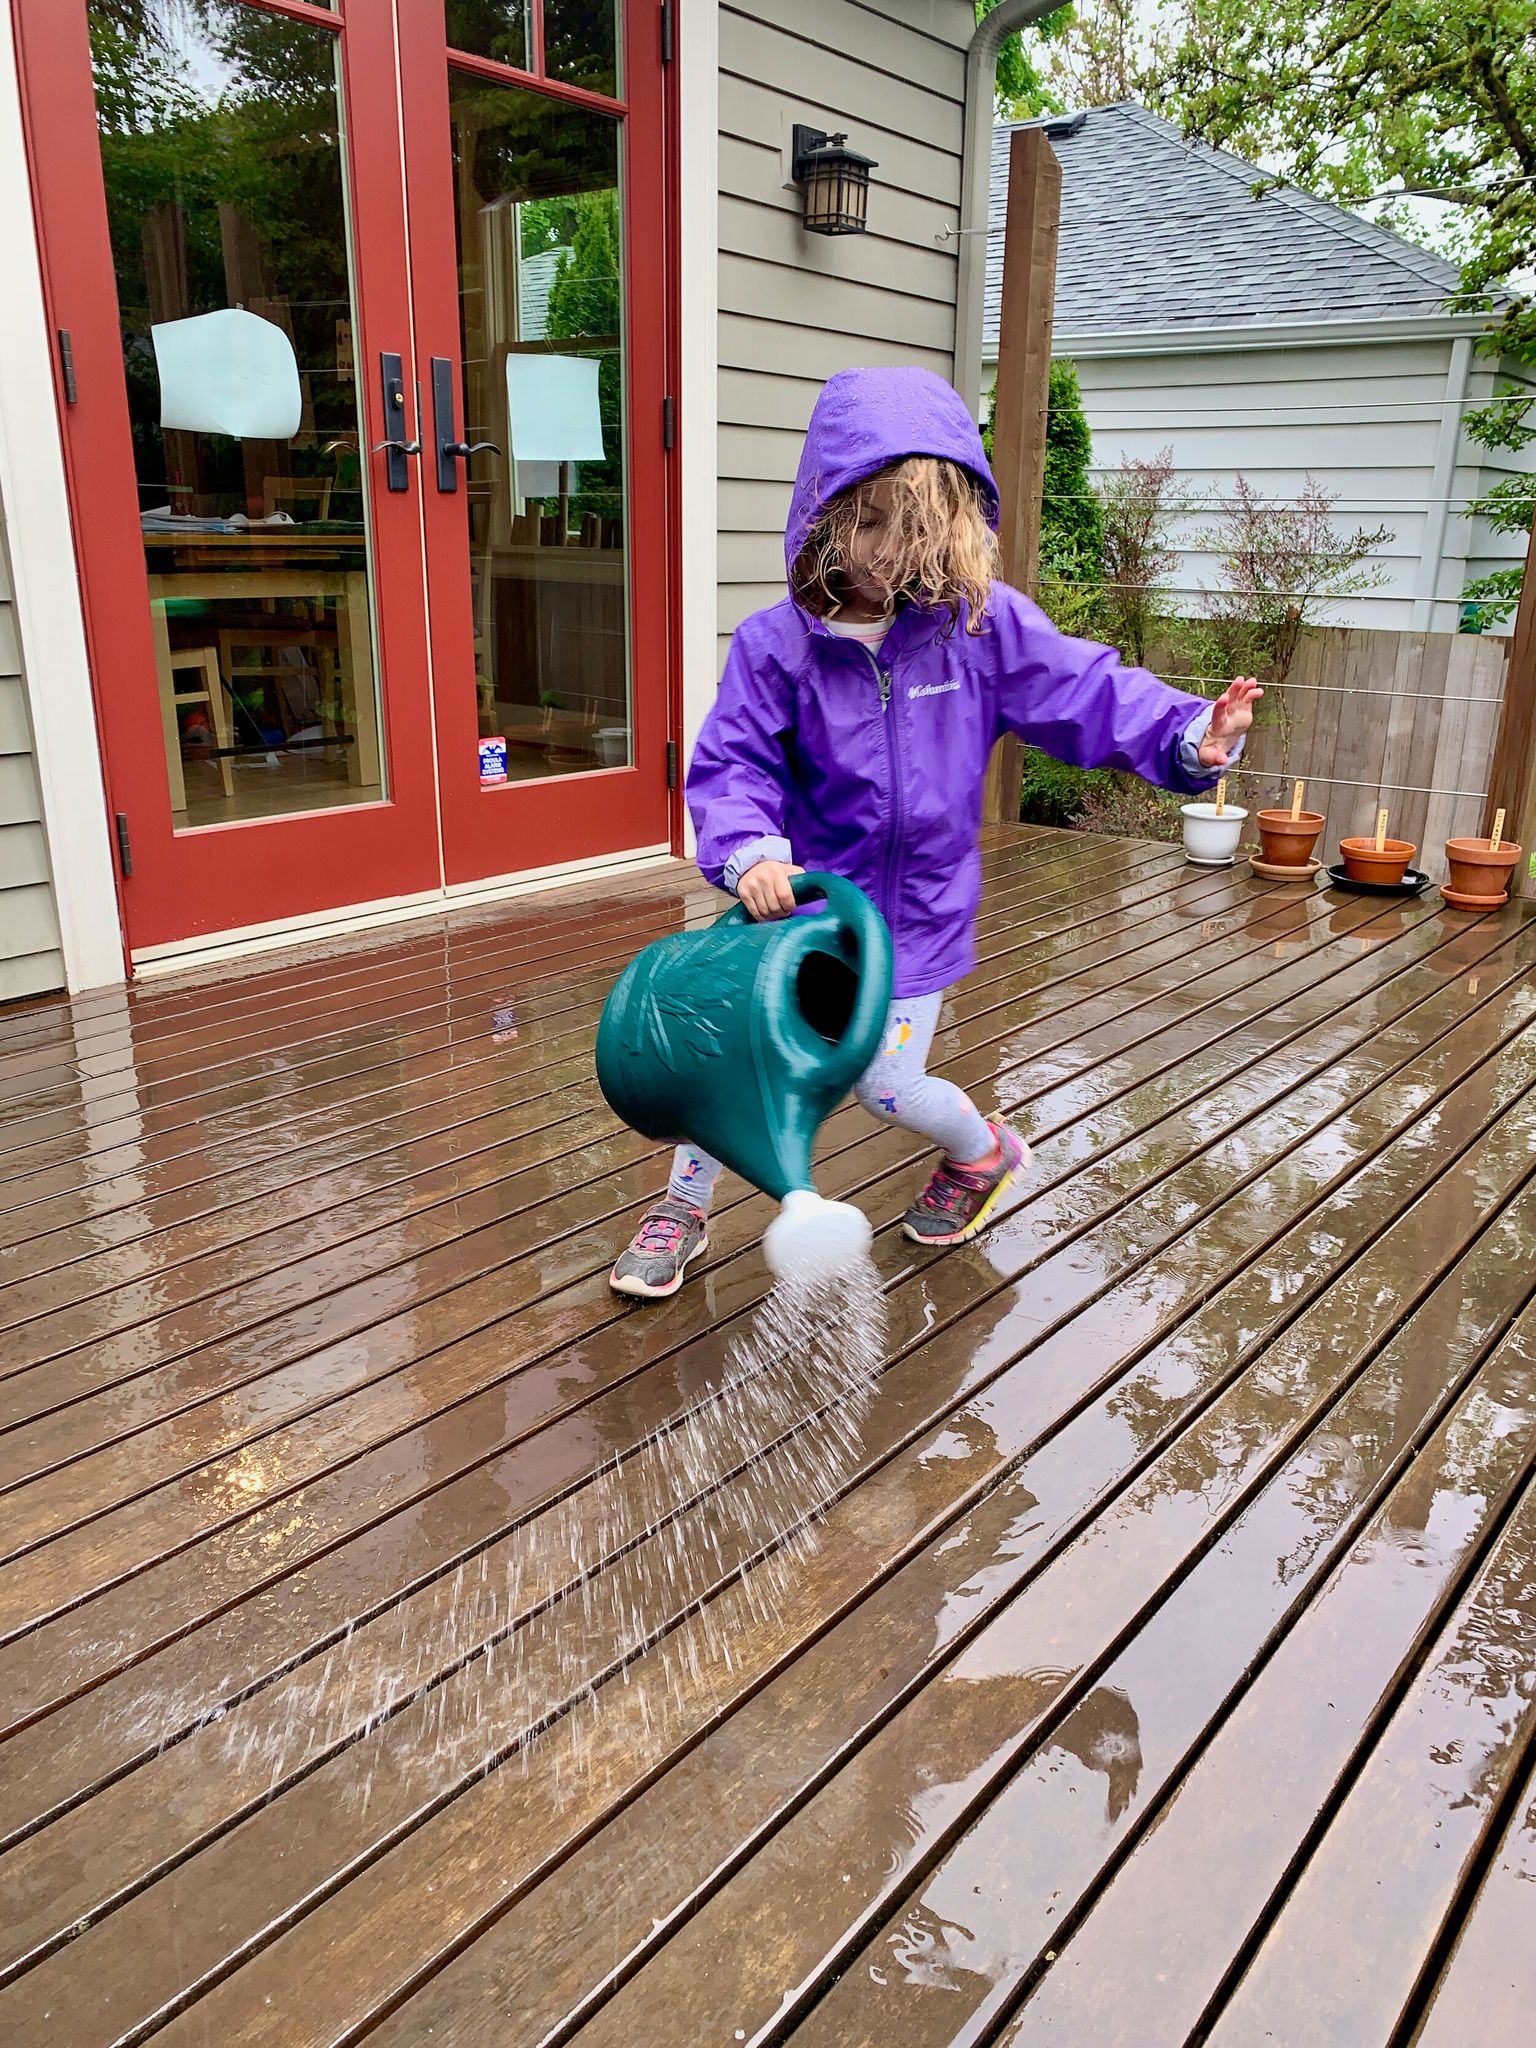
[{"left": 861, "top": 646, "right": 904, "bottom": 912}]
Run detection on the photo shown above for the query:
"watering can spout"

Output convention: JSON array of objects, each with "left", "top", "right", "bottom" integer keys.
[{"left": 596, "top": 872, "right": 893, "bottom": 1206}]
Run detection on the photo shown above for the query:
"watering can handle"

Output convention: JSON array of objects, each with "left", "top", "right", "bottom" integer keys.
[{"left": 718, "top": 871, "right": 892, "bottom": 1063}]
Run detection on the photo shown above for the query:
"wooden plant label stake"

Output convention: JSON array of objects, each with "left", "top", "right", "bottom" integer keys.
[
  {"left": 1491, "top": 808, "right": 1506, "bottom": 850},
  {"left": 1375, "top": 808, "right": 1389, "bottom": 853},
  {"left": 1291, "top": 780, "right": 1305, "bottom": 821},
  {"left": 1215, "top": 777, "right": 1227, "bottom": 817}
]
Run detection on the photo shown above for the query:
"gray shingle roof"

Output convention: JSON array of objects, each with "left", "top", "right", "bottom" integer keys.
[{"left": 984, "top": 102, "right": 1467, "bottom": 348}]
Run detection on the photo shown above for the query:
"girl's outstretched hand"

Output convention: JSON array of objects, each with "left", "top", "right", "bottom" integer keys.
[
  {"left": 738, "top": 859, "right": 805, "bottom": 920},
  {"left": 1198, "top": 676, "right": 1264, "bottom": 768}
]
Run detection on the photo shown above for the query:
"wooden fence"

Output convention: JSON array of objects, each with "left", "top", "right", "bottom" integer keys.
[{"left": 1228, "top": 626, "right": 1510, "bottom": 881}]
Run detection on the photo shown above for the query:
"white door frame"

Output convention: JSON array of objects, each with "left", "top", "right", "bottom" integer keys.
[{"left": 0, "top": 2, "right": 124, "bottom": 994}]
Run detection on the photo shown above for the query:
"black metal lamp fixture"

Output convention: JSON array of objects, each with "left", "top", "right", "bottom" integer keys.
[{"left": 792, "top": 124, "right": 877, "bottom": 235}]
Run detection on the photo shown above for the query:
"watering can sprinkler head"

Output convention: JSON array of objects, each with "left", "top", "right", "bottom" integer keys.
[{"left": 764, "top": 1187, "right": 874, "bottom": 1282}]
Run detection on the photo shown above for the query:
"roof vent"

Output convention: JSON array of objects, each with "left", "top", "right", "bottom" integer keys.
[{"left": 1041, "top": 112, "right": 1088, "bottom": 140}]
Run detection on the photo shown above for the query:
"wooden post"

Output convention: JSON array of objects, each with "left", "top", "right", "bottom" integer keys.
[
  {"left": 1483, "top": 513, "right": 1536, "bottom": 893},
  {"left": 981, "top": 126, "right": 1062, "bottom": 828}
]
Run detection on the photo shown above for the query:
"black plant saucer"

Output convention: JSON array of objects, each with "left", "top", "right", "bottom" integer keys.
[{"left": 1322, "top": 863, "right": 1432, "bottom": 897}]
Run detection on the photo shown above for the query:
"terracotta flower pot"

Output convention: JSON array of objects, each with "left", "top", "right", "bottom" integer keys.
[
  {"left": 1339, "top": 836, "right": 1415, "bottom": 888},
  {"left": 1182, "top": 802, "right": 1248, "bottom": 866},
  {"left": 1442, "top": 836, "right": 1523, "bottom": 909},
  {"left": 1256, "top": 808, "right": 1326, "bottom": 870}
]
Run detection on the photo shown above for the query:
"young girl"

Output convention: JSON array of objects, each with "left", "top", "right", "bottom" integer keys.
[{"left": 610, "top": 366, "right": 1260, "bottom": 1299}]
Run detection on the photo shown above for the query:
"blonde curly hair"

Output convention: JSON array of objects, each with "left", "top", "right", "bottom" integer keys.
[{"left": 792, "top": 455, "right": 997, "bottom": 636}]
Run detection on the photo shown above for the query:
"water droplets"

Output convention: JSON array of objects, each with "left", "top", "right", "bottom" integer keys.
[{"left": 160, "top": 1255, "right": 887, "bottom": 1819}]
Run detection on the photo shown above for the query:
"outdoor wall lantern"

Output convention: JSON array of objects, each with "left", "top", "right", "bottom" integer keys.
[{"left": 792, "top": 125, "right": 877, "bottom": 235}]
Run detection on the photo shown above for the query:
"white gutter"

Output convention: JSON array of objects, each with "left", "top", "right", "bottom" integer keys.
[
  {"left": 981, "top": 309, "right": 1498, "bottom": 365},
  {"left": 956, "top": 0, "right": 1060, "bottom": 414}
]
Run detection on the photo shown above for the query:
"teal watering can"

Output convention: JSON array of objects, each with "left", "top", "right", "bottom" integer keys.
[{"left": 596, "top": 873, "right": 893, "bottom": 1203}]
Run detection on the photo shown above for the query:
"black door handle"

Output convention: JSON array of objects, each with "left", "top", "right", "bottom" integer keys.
[
  {"left": 431, "top": 357, "right": 501, "bottom": 491},
  {"left": 376, "top": 352, "right": 419, "bottom": 491}
]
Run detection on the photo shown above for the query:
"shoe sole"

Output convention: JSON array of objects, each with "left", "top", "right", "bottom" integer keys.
[
  {"left": 901, "top": 1143, "right": 1031, "bottom": 1247},
  {"left": 609, "top": 1232, "right": 710, "bottom": 1300}
]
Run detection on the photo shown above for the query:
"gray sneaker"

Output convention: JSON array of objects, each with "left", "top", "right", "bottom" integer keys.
[
  {"left": 610, "top": 1197, "right": 710, "bottom": 1299},
  {"left": 901, "top": 1122, "right": 1029, "bottom": 1246}
]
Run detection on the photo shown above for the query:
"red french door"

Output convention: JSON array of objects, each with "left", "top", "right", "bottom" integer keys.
[
  {"left": 15, "top": 0, "right": 675, "bottom": 955},
  {"left": 404, "top": 3, "right": 675, "bottom": 886}
]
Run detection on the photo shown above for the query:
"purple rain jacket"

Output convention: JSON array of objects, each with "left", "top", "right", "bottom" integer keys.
[{"left": 687, "top": 366, "right": 1223, "bottom": 998}]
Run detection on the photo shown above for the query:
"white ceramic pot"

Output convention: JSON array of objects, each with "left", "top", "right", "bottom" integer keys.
[
  {"left": 1181, "top": 802, "right": 1248, "bottom": 866},
  {"left": 593, "top": 726, "right": 629, "bottom": 767}
]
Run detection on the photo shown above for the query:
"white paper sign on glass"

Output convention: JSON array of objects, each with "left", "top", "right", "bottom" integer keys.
[
  {"left": 504, "top": 352, "right": 605, "bottom": 464},
  {"left": 152, "top": 307, "right": 303, "bottom": 441}
]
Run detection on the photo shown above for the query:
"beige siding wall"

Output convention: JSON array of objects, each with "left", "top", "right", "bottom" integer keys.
[
  {"left": 982, "top": 330, "right": 1535, "bottom": 637},
  {"left": 0, "top": 521, "right": 63, "bottom": 1002},
  {"left": 717, "top": 0, "right": 974, "bottom": 657},
  {"left": 1047, "top": 335, "right": 1460, "bottom": 633}
]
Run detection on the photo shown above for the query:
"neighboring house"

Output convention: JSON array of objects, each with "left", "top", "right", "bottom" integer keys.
[
  {"left": 984, "top": 103, "right": 1536, "bottom": 635},
  {"left": 516, "top": 246, "right": 573, "bottom": 344},
  {"left": 0, "top": 0, "right": 988, "bottom": 999}
]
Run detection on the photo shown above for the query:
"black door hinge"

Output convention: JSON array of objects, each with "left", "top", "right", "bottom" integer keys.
[
  {"left": 662, "top": 395, "right": 676, "bottom": 450},
  {"left": 660, "top": 1, "right": 674, "bottom": 61},
  {"left": 666, "top": 740, "right": 680, "bottom": 791},
  {"left": 114, "top": 812, "right": 133, "bottom": 877},
  {"left": 57, "top": 329, "right": 78, "bottom": 405}
]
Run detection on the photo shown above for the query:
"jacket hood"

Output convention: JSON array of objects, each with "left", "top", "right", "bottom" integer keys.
[{"left": 784, "top": 366, "right": 1001, "bottom": 585}]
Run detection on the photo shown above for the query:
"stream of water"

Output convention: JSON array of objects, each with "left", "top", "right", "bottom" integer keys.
[{"left": 165, "top": 1255, "right": 889, "bottom": 1815}]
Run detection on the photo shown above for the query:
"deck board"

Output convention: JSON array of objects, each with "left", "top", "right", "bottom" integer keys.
[{"left": 1, "top": 827, "right": 1532, "bottom": 2046}]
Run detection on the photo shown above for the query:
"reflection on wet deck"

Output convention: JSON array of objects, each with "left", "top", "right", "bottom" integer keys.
[{"left": 1, "top": 825, "right": 1533, "bottom": 2047}]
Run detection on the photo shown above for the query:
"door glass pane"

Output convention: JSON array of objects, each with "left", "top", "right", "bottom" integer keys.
[
  {"left": 447, "top": 71, "right": 630, "bottom": 784},
  {"left": 443, "top": 2, "right": 531, "bottom": 71},
  {"left": 544, "top": 1, "right": 619, "bottom": 98},
  {"left": 88, "top": 0, "right": 383, "bottom": 832}
]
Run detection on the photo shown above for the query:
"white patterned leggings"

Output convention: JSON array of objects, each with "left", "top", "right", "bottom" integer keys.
[{"left": 666, "top": 990, "right": 994, "bottom": 1210}]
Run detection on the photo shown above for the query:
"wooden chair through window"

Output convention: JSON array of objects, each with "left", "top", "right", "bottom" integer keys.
[{"left": 167, "top": 646, "right": 234, "bottom": 802}]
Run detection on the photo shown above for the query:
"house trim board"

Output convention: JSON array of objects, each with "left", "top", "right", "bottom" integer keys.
[
  {"left": 676, "top": 0, "right": 720, "bottom": 860},
  {"left": 0, "top": 2, "right": 124, "bottom": 995}
]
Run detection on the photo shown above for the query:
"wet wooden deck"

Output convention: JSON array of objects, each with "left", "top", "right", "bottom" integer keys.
[{"left": 2, "top": 824, "right": 1534, "bottom": 2048}]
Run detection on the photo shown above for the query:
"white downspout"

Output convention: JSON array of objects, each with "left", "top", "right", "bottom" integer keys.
[
  {"left": 1412, "top": 334, "right": 1474, "bottom": 631},
  {"left": 955, "top": 0, "right": 1060, "bottom": 415}
]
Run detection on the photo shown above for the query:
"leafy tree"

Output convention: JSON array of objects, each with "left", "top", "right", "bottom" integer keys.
[
  {"left": 546, "top": 189, "right": 619, "bottom": 339},
  {"left": 1018, "top": 0, "right": 1146, "bottom": 110},
  {"left": 1460, "top": 390, "right": 1536, "bottom": 626},
  {"left": 443, "top": 0, "right": 533, "bottom": 69},
  {"left": 1143, "top": 0, "right": 1536, "bottom": 362},
  {"left": 543, "top": 187, "right": 623, "bottom": 526},
  {"left": 975, "top": 1, "right": 1076, "bottom": 120},
  {"left": 1037, "top": 359, "right": 1104, "bottom": 586},
  {"left": 981, "top": 357, "right": 1104, "bottom": 614}
]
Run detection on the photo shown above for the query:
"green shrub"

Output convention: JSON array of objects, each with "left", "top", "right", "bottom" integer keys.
[
  {"left": 1018, "top": 747, "right": 1114, "bottom": 828},
  {"left": 982, "top": 358, "right": 1104, "bottom": 632},
  {"left": 1070, "top": 773, "right": 1185, "bottom": 844}
]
